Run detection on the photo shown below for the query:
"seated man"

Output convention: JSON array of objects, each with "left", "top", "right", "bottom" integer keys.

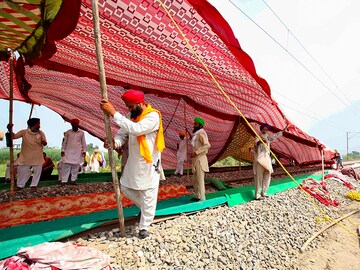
[{"left": 40, "top": 152, "right": 55, "bottom": 181}]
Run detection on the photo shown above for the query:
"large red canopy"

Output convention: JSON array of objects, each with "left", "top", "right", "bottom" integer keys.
[{"left": 0, "top": 0, "right": 332, "bottom": 168}]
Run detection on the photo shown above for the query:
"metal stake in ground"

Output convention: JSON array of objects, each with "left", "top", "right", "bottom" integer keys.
[{"left": 91, "top": 0, "right": 125, "bottom": 236}]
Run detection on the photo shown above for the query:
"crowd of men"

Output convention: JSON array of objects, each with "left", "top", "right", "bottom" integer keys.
[{"left": 3, "top": 89, "right": 302, "bottom": 238}]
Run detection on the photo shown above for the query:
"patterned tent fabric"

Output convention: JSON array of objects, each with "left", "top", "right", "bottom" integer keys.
[
  {"left": 0, "top": 1, "right": 42, "bottom": 51},
  {"left": 0, "top": 0, "right": 66, "bottom": 58},
  {"left": 0, "top": 0, "right": 330, "bottom": 168}
]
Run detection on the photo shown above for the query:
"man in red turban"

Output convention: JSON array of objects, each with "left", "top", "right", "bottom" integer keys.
[
  {"left": 101, "top": 89, "right": 165, "bottom": 239},
  {"left": 121, "top": 89, "right": 144, "bottom": 104},
  {"left": 60, "top": 118, "right": 87, "bottom": 186},
  {"left": 70, "top": 118, "right": 80, "bottom": 125}
]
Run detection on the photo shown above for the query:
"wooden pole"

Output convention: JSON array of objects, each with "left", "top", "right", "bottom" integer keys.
[
  {"left": 28, "top": 103, "right": 34, "bottom": 119},
  {"left": 8, "top": 51, "right": 15, "bottom": 202},
  {"left": 321, "top": 149, "right": 324, "bottom": 181},
  {"left": 91, "top": 0, "right": 125, "bottom": 236},
  {"left": 184, "top": 100, "right": 190, "bottom": 181},
  {"left": 300, "top": 209, "right": 359, "bottom": 252}
]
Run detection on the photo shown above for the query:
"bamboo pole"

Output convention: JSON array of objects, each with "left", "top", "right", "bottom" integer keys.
[
  {"left": 8, "top": 51, "right": 15, "bottom": 202},
  {"left": 28, "top": 103, "right": 34, "bottom": 119},
  {"left": 321, "top": 149, "right": 324, "bottom": 181},
  {"left": 184, "top": 100, "right": 190, "bottom": 181},
  {"left": 91, "top": 0, "right": 125, "bottom": 236},
  {"left": 300, "top": 209, "right": 359, "bottom": 252}
]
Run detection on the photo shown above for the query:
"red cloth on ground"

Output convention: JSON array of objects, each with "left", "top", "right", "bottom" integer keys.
[
  {"left": 300, "top": 178, "right": 339, "bottom": 206},
  {"left": 324, "top": 173, "right": 356, "bottom": 190},
  {"left": 341, "top": 167, "right": 360, "bottom": 180}
]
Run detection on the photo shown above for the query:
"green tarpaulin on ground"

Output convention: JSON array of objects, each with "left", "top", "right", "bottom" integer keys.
[{"left": 0, "top": 172, "right": 326, "bottom": 259}]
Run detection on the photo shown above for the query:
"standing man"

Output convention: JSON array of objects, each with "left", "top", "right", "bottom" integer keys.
[
  {"left": 89, "top": 149, "right": 102, "bottom": 173},
  {"left": 333, "top": 149, "right": 344, "bottom": 170},
  {"left": 60, "top": 118, "right": 87, "bottom": 186},
  {"left": 9, "top": 118, "right": 47, "bottom": 189},
  {"left": 174, "top": 130, "right": 187, "bottom": 176},
  {"left": 253, "top": 123, "right": 287, "bottom": 200},
  {"left": 190, "top": 117, "right": 211, "bottom": 201},
  {"left": 101, "top": 89, "right": 165, "bottom": 239},
  {"left": 81, "top": 151, "right": 90, "bottom": 173}
]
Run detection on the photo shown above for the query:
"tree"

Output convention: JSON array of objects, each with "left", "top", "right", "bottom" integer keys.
[{"left": 86, "top": 143, "right": 98, "bottom": 153}]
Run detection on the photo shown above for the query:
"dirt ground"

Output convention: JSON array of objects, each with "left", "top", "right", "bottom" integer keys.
[{"left": 296, "top": 201, "right": 360, "bottom": 270}]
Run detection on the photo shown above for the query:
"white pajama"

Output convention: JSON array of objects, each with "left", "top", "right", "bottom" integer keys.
[
  {"left": 192, "top": 162, "right": 206, "bottom": 201},
  {"left": 174, "top": 139, "right": 187, "bottom": 175},
  {"left": 174, "top": 161, "right": 185, "bottom": 176},
  {"left": 254, "top": 162, "right": 271, "bottom": 199},
  {"left": 253, "top": 131, "right": 283, "bottom": 199},
  {"left": 17, "top": 165, "right": 42, "bottom": 188},
  {"left": 121, "top": 185, "right": 159, "bottom": 230},
  {"left": 60, "top": 163, "right": 80, "bottom": 183}
]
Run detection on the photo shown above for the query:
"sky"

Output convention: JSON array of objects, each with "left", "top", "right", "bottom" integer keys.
[
  {"left": 0, "top": 101, "right": 104, "bottom": 150},
  {"left": 1, "top": 0, "right": 360, "bottom": 154},
  {"left": 208, "top": 0, "right": 360, "bottom": 154}
]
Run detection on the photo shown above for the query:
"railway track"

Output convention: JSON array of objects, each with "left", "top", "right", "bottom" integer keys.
[{"left": 65, "top": 164, "right": 335, "bottom": 241}]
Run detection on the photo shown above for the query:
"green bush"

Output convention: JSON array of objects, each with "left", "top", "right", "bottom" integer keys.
[{"left": 0, "top": 148, "right": 61, "bottom": 164}]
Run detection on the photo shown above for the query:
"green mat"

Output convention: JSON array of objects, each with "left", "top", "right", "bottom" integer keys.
[
  {"left": 0, "top": 172, "right": 326, "bottom": 259},
  {"left": 205, "top": 178, "right": 232, "bottom": 191}
]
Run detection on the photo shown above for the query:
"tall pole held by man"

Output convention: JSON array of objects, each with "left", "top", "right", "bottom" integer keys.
[
  {"left": 91, "top": 0, "right": 125, "bottom": 236},
  {"left": 8, "top": 50, "right": 15, "bottom": 202}
]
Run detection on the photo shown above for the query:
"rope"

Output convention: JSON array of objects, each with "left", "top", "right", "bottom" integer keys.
[
  {"left": 163, "top": 98, "right": 182, "bottom": 134},
  {"left": 156, "top": 0, "right": 360, "bottom": 239}
]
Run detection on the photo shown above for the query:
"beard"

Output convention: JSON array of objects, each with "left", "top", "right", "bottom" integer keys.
[
  {"left": 193, "top": 126, "right": 201, "bottom": 133},
  {"left": 30, "top": 126, "right": 40, "bottom": 132},
  {"left": 130, "top": 105, "right": 143, "bottom": 119}
]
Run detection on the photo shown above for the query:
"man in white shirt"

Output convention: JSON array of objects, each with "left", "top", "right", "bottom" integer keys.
[
  {"left": 60, "top": 118, "right": 87, "bottom": 186},
  {"left": 101, "top": 89, "right": 165, "bottom": 239},
  {"left": 174, "top": 130, "right": 187, "bottom": 176},
  {"left": 253, "top": 123, "right": 287, "bottom": 200},
  {"left": 10, "top": 118, "right": 47, "bottom": 189}
]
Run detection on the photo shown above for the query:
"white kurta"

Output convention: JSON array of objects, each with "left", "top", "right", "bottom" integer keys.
[
  {"left": 113, "top": 111, "right": 160, "bottom": 190},
  {"left": 14, "top": 129, "right": 46, "bottom": 165},
  {"left": 254, "top": 131, "right": 283, "bottom": 173},
  {"left": 174, "top": 138, "right": 187, "bottom": 175},
  {"left": 177, "top": 138, "right": 187, "bottom": 162},
  {"left": 89, "top": 153, "right": 101, "bottom": 173},
  {"left": 61, "top": 129, "right": 87, "bottom": 164},
  {"left": 253, "top": 131, "right": 283, "bottom": 199}
]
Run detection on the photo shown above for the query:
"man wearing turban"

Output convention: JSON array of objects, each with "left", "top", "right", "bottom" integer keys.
[
  {"left": 60, "top": 118, "right": 87, "bottom": 186},
  {"left": 253, "top": 123, "right": 287, "bottom": 200},
  {"left": 190, "top": 117, "right": 210, "bottom": 201},
  {"left": 89, "top": 148, "right": 103, "bottom": 173},
  {"left": 101, "top": 89, "right": 165, "bottom": 239},
  {"left": 174, "top": 130, "right": 187, "bottom": 176},
  {"left": 8, "top": 118, "right": 47, "bottom": 189}
]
